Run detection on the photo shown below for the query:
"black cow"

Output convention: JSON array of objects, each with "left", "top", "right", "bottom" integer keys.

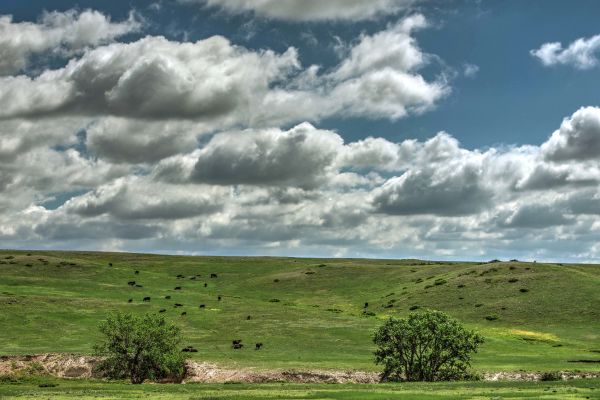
[
  {"left": 128, "top": 298, "right": 133, "bottom": 303},
  {"left": 232, "top": 339, "right": 243, "bottom": 349},
  {"left": 174, "top": 303, "right": 183, "bottom": 307},
  {"left": 204, "top": 283, "right": 208, "bottom": 287},
  {"left": 134, "top": 270, "right": 139, "bottom": 274},
  {"left": 143, "top": 297, "right": 151, "bottom": 302},
  {"left": 255, "top": 343, "right": 263, "bottom": 350},
  {"left": 246, "top": 315, "right": 252, "bottom": 320},
  {"left": 108, "top": 263, "right": 113, "bottom": 267},
  {"left": 218, "top": 295, "right": 222, "bottom": 301},
  {"left": 210, "top": 273, "right": 218, "bottom": 278},
  {"left": 159, "top": 309, "right": 166, "bottom": 313},
  {"left": 174, "top": 286, "right": 181, "bottom": 290},
  {"left": 176, "top": 274, "right": 184, "bottom": 279},
  {"left": 165, "top": 295, "right": 171, "bottom": 299},
  {"left": 182, "top": 346, "right": 198, "bottom": 353},
  {"left": 199, "top": 304, "right": 205, "bottom": 309},
  {"left": 127, "top": 281, "right": 136, "bottom": 286},
  {"left": 181, "top": 311, "right": 187, "bottom": 316},
  {"left": 364, "top": 302, "right": 368, "bottom": 308}
]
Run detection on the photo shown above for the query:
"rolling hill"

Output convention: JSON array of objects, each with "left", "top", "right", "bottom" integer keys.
[{"left": 1, "top": 250, "right": 599, "bottom": 373}]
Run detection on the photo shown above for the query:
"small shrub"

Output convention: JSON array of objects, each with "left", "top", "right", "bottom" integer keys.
[
  {"left": 269, "top": 298, "right": 280, "bottom": 302},
  {"left": 484, "top": 315, "right": 498, "bottom": 321},
  {"left": 38, "top": 383, "right": 58, "bottom": 388},
  {"left": 508, "top": 278, "right": 518, "bottom": 283},
  {"left": 540, "top": 371, "right": 562, "bottom": 381},
  {"left": 474, "top": 303, "right": 483, "bottom": 308},
  {"left": 363, "top": 311, "right": 376, "bottom": 317},
  {"left": 409, "top": 305, "right": 419, "bottom": 311},
  {"left": 457, "top": 284, "right": 465, "bottom": 288},
  {"left": 434, "top": 279, "right": 447, "bottom": 286}
]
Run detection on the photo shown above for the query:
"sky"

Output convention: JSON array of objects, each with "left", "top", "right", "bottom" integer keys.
[{"left": 2, "top": 0, "right": 600, "bottom": 262}]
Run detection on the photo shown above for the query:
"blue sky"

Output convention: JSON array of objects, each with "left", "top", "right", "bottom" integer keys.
[{"left": 2, "top": 0, "right": 600, "bottom": 261}]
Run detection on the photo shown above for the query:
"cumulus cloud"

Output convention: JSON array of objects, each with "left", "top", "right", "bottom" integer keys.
[
  {"left": 63, "top": 177, "right": 225, "bottom": 220},
  {"left": 0, "top": 35, "right": 300, "bottom": 120},
  {"left": 531, "top": 34, "right": 600, "bottom": 69},
  {"left": 162, "top": 123, "right": 344, "bottom": 188},
  {"left": 542, "top": 106, "right": 600, "bottom": 161},
  {"left": 86, "top": 118, "right": 199, "bottom": 164},
  {"left": 372, "top": 162, "right": 492, "bottom": 216},
  {"left": 0, "top": 15, "right": 447, "bottom": 128},
  {"left": 0, "top": 9, "right": 140, "bottom": 75},
  {"left": 189, "top": 0, "right": 420, "bottom": 21}
]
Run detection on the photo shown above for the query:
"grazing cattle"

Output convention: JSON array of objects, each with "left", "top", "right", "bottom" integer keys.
[
  {"left": 143, "top": 297, "right": 151, "bottom": 302},
  {"left": 210, "top": 273, "right": 218, "bottom": 278},
  {"left": 165, "top": 295, "right": 171, "bottom": 299},
  {"left": 108, "top": 263, "right": 113, "bottom": 267},
  {"left": 181, "top": 311, "right": 187, "bottom": 316},
  {"left": 182, "top": 346, "right": 198, "bottom": 353},
  {"left": 204, "top": 283, "right": 208, "bottom": 287},
  {"left": 364, "top": 302, "right": 368, "bottom": 308},
  {"left": 127, "top": 281, "right": 136, "bottom": 286},
  {"left": 128, "top": 298, "right": 133, "bottom": 303},
  {"left": 134, "top": 270, "right": 139, "bottom": 274},
  {"left": 232, "top": 339, "right": 243, "bottom": 349},
  {"left": 174, "top": 286, "right": 181, "bottom": 290},
  {"left": 255, "top": 343, "right": 263, "bottom": 350},
  {"left": 190, "top": 276, "right": 196, "bottom": 280},
  {"left": 174, "top": 303, "right": 183, "bottom": 307},
  {"left": 199, "top": 304, "right": 205, "bottom": 308},
  {"left": 247, "top": 315, "right": 252, "bottom": 320},
  {"left": 176, "top": 274, "right": 184, "bottom": 279},
  {"left": 159, "top": 309, "right": 166, "bottom": 313},
  {"left": 218, "top": 295, "right": 222, "bottom": 301}
]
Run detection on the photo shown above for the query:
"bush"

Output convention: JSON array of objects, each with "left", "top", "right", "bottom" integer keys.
[
  {"left": 540, "top": 371, "right": 562, "bottom": 381},
  {"left": 373, "top": 310, "right": 484, "bottom": 382},
  {"left": 94, "top": 312, "right": 187, "bottom": 384}
]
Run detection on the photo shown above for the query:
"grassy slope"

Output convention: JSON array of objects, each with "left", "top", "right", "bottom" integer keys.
[
  {"left": 0, "top": 250, "right": 599, "bottom": 372},
  {"left": 1, "top": 377, "right": 599, "bottom": 399}
]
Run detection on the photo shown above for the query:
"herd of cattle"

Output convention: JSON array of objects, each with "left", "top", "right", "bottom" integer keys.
[{"left": 122, "top": 264, "right": 263, "bottom": 353}]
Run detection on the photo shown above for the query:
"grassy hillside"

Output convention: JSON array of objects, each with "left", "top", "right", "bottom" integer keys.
[{"left": 0, "top": 250, "right": 599, "bottom": 372}]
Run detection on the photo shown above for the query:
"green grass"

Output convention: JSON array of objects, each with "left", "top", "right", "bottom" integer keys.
[
  {"left": 1, "top": 377, "right": 599, "bottom": 399},
  {"left": 0, "top": 250, "right": 599, "bottom": 372}
]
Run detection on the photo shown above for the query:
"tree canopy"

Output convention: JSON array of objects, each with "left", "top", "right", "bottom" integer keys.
[
  {"left": 373, "top": 310, "right": 484, "bottom": 381},
  {"left": 94, "top": 312, "right": 187, "bottom": 384}
]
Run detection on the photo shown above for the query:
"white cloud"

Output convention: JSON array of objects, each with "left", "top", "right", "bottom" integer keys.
[
  {"left": 542, "top": 106, "right": 600, "bottom": 161},
  {"left": 0, "top": 9, "right": 140, "bottom": 75},
  {"left": 0, "top": 15, "right": 447, "bottom": 127},
  {"left": 189, "top": 0, "right": 420, "bottom": 21},
  {"left": 531, "top": 34, "right": 600, "bottom": 69}
]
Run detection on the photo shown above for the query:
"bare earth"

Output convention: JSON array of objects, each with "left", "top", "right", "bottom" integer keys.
[{"left": 1, "top": 354, "right": 599, "bottom": 383}]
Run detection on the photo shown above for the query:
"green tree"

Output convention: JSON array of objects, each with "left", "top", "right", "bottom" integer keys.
[
  {"left": 373, "top": 310, "right": 484, "bottom": 382},
  {"left": 94, "top": 312, "right": 187, "bottom": 384}
]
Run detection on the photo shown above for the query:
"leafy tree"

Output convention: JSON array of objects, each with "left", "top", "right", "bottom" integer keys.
[
  {"left": 94, "top": 312, "right": 187, "bottom": 384},
  {"left": 373, "top": 310, "right": 484, "bottom": 382}
]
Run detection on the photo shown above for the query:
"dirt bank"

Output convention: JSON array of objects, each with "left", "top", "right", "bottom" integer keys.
[{"left": 1, "top": 354, "right": 599, "bottom": 383}]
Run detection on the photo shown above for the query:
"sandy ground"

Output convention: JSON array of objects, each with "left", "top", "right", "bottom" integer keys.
[{"left": 1, "top": 354, "right": 599, "bottom": 383}]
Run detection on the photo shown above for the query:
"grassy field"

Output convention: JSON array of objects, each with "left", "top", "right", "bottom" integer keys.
[
  {"left": 0, "top": 376, "right": 599, "bottom": 399},
  {"left": 0, "top": 250, "right": 599, "bottom": 373}
]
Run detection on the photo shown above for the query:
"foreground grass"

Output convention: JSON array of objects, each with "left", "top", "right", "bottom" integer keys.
[
  {"left": 1, "top": 377, "right": 600, "bottom": 399},
  {"left": 1, "top": 250, "right": 599, "bottom": 372}
]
